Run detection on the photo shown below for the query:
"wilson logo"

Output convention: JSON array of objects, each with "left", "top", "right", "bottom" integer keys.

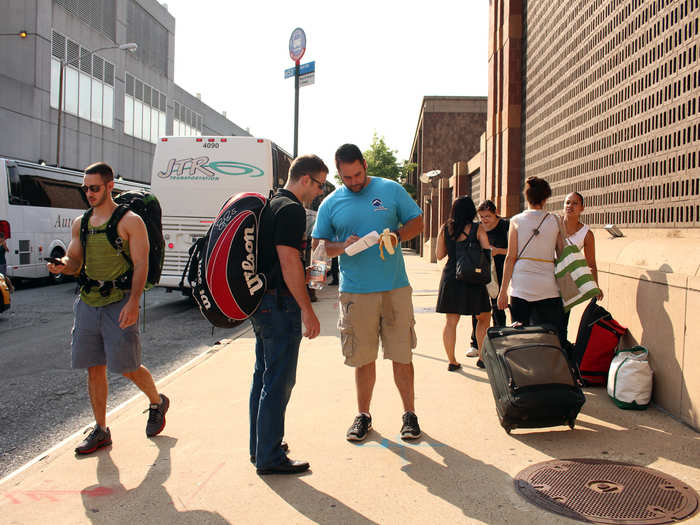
[
  {"left": 242, "top": 227, "right": 263, "bottom": 295},
  {"left": 198, "top": 289, "right": 211, "bottom": 309},
  {"left": 197, "top": 262, "right": 211, "bottom": 309}
]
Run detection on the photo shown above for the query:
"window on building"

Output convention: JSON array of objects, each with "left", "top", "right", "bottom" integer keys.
[
  {"left": 173, "top": 101, "right": 203, "bottom": 137},
  {"left": 50, "top": 31, "right": 115, "bottom": 128},
  {"left": 123, "top": 72, "right": 166, "bottom": 143}
]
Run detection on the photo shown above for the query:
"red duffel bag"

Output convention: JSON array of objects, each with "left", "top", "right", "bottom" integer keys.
[{"left": 573, "top": 299, "right": 627, "bottom": 385}]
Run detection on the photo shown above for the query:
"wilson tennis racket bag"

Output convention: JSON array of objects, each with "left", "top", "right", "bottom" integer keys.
[{"left": 182, "top": 192, "right": 268, "bottom": 328}]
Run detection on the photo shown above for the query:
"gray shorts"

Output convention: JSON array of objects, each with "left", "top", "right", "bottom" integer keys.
[{"left": 71, "top": 295, "right": 141, "bottom": 374}]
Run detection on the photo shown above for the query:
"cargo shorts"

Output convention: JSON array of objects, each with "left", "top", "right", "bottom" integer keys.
[
  {"left": 338, "top": 286, "right": 417, "bottom": 368},
  {"left": 71, "top": 295, "right": 141, "bottom": 374}
]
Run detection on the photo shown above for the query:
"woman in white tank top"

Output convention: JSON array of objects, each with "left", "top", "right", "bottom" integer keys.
[
  {"left": 497, "top": 177, "right": 566, "bottom": 343},
  {"left": 560, "top": 192, "right": 603, "bottom": 346}
]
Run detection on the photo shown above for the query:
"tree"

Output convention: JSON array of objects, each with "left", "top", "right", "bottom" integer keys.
[
  {"left": 399, "top": 159, "right": 418, "bottom": 200},
  {"left": 362, "top": 133, "right": 418, "bottom": 200},
  {"left": 333, "top": 133, "right": 418, "bottom": 201},
  {"left": 364, "top": 133, "right": 401, "bottom": 182}
]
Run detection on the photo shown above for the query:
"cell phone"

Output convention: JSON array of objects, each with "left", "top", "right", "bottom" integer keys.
[{"left": 44, "top": 257, "right": 64, "bottom": 265}]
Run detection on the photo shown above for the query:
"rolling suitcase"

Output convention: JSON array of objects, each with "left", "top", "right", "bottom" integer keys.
[
  {"left": 573, "top": 299, "right": 627, "bottom": 386},
  {"left": 482, "top": 325, "right": 585, "bottom": 434}
]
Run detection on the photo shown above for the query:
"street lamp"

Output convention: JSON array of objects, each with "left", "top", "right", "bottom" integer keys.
[{"left": 56, "top": 42, "right": 137, "bottom": 167}]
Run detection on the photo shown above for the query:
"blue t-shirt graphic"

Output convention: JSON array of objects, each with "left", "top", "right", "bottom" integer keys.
[{"left": 312, "top": 177, "right": 422, "bottom": 293}]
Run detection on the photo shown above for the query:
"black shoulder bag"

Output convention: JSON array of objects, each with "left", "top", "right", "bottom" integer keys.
[{"left": 455, "top": 222, "right": 492, "bottom": 285}]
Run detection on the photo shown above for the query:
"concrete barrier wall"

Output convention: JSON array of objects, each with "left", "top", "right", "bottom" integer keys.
[{"left": 567, "top": 230, "right": 700, "bottom": 431}]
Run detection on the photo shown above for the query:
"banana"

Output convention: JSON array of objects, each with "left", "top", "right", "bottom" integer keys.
[{"left": 378, "top": 228, "right": 398, "bottom": 260}]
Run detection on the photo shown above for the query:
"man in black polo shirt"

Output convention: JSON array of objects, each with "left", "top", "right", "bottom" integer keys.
[{"left": 249, "top": 154, "right": 327, "bottom": 475}]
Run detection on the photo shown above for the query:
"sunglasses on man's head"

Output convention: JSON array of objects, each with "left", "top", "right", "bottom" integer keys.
[{"left": 81, "top": 184, "right": 104, "bottom": 193}]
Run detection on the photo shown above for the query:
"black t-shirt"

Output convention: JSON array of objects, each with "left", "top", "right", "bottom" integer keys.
[
  {"left": 485, "top": 218, "right": 509, "bottom": 282},
  {"left": 258, "top": 189, "right": 306, "bottom": 291}
]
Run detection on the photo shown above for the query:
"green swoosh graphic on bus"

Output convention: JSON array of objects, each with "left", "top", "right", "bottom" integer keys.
[{"left": 206, "top": 161, "right": 264, "bottom": 177}]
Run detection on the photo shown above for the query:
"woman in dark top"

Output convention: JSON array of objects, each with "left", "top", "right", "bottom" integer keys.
[
  {"left": 468, "top": 200, "right": 509, "bottom": 354},
  {"left": 436, "top": 196, "right": 492, "bottom": 371}
]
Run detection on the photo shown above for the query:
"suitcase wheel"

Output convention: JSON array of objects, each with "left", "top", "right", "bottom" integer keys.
[
  {"left": 568, "top": 419, "right": 576, "bottom": 430},
  {"left": 501, "top": 420, "right": 514, "bottom": 434}
]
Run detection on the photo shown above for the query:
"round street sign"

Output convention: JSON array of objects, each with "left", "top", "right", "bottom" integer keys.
[{"left": 289, "top": 27, "right": 306, "bottom": 62}]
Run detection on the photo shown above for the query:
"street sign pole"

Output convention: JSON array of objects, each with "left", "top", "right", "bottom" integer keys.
[
  {"left": 294, "top": 60, "right": 299, "bottom": 157},
  {"left": 289, "top": 27, "right": 306, "bottom": 158}
]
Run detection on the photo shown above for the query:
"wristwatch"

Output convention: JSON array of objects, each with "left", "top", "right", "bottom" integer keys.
[{"left": 393, "top": 230, "right": 402, "bottom": 243}]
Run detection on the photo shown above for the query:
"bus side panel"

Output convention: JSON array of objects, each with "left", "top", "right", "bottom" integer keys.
[
  {"left": 151, "top": 137, "right": 275, "bottom": 219},
  {"left": 152, "top": 138, "right": 275, "bottom": 289},
  {"left": 5, "top": 204, "right": 75, "bottom": 279}
]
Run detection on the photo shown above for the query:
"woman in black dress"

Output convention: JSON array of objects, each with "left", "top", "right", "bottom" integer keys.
[{"left": 436, "top": 196, "right": 492, "bottom": 371}]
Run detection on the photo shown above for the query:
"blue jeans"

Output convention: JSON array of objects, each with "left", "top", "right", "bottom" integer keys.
[{"left": 249, "top": 293, "right": 302, "bottom": 468}]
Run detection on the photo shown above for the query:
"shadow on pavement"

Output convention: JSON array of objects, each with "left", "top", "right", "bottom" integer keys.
[
  {"left": 512, "top": 388, "right": 700, "bottom": 470},
  {"left": 378, "top": 431, "right": 528, "bottom": 523},
  {"left": 80, "top": 436, "right": 229, "bottom": 524},
  {"left": 412, "top": 352, "right": 490, "bottom": 383},
  {"left": 262, "top": 474, "right": 379, "bottom": 525}
]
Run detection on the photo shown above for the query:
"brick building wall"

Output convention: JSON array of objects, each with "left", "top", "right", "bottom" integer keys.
[
  {"left": 523, "top": 0, "right": 700, "bottom": 228},
  {"left": 408, "top": 97, "right": 487, "bottom": 260},
  {"left": 484, "top": 0, "right": 700, "bottom": 430}
]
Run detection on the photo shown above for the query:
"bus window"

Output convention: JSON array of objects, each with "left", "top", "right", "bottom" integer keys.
[
  {"left": 272, "top": 145, "right": 290, "bottom": 188},
  {"left": 11, "top": 164, "right": 89, "bottom": 209},
  {"left": 37, "top": 179, "right": 89, "bottom": 209},
  {"left": 18, "top": 175, "right": 50, "bottom": 206},
  {"left": 7, "top": 165, "right": 27, "bottom": 205}
]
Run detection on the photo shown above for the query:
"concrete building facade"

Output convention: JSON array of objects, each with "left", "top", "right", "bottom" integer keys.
[
  {"left": 408, "top": 96, "right": 487, "bottom": 261},
  {"left": 484, "top": 0, "right": 700, "bottom": 430},
  {"left": 0, "top": 0, "right": 249, "bottom": 183}
]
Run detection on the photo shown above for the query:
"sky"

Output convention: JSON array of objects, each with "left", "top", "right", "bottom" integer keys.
[{"left": 162, "top": 1, "right": 488, "bottom": 176}]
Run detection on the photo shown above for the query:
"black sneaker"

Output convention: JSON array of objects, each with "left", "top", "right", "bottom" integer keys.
[
  {"left": 75, "top": 426, "right": 112, "bottom": 455},
  {"left": 146, "top": 394, "right": 169, "bottom": 437},
  {"left": 346, "top": 414, "right": 372, "bottom": 442},
  {"left": 400, "top": 411, "right": 421, "bottom": 440}
]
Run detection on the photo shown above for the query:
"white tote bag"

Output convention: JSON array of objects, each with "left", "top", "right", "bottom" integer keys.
[{"left": 607, "top": 346, "right": 653, "bottom": 410}]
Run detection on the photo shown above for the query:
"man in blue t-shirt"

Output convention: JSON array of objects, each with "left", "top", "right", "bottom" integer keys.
[{"left": 312, "top": 144, "right": 423, "bottom": 443}]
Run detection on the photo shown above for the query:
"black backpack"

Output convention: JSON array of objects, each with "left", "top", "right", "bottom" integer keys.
[
  {"left": 181, "top": 192, "right": 269, "bottom": 328},
  {"left": 455, "top": 223, "right": 492, "bottom": 285},
  {"left": 79, "top": 190, "right": 165, "bottom": 295}
]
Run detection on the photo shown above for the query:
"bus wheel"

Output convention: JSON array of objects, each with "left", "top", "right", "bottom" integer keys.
[{"left": 48, "top": 249, "right": 67, "bottom": 285}]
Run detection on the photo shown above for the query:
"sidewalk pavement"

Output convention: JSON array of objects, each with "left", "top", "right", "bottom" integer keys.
[{"left": 1, "top": 252, "right": 699, "bottom": 524}]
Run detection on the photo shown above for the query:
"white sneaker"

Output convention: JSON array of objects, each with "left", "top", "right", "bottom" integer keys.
[{"left": 466, "top": 346, "right": 479, "bottom": 358}]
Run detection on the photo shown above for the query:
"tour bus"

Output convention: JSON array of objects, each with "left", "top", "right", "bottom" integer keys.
[
  {"left": 151, "top": 136, "right": 291, "bottom": 292},
  {"left": 0, "top": 158, "right": 148, "bottom": 283}
]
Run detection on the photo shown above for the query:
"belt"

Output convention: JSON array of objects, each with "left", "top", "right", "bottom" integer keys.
[{"left": 516, "top": 257, "right": 554, "bottom": 263}]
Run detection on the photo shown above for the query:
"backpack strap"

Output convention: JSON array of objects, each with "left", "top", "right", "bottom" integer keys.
[
  {"left": 466, "top": 222, "right": 479, "bottom": 245},
  {"left": 77, "top": 209, "right": 94, "bottom": 291},
  {"left": 78, "top": 205, "right": 134, "bottom": 295},
  {"left": 265, "top": 193, "right": 297, "bottom": 300},
  {"left": 105, "top": 205, "right": 132, "bottom": 265},
  {"left": 517, "top": 212, "right": 549, "bottom": 260}
]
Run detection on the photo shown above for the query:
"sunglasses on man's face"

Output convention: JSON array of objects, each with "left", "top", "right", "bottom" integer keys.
[
  {"left": 308, "top": 176, "right": 325, "bottom": 190},
  {"left": 81, "top": 184, "right": 104, "bottom": 193}
]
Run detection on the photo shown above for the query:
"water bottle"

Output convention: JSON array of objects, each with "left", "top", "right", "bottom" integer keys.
[{"left": 307, "top": 241, "right": 329, "bottom": 290}]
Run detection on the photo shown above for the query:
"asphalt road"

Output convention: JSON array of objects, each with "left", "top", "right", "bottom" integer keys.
[{"left": 0, "top": 280, "right": 251, "bottom": 479}]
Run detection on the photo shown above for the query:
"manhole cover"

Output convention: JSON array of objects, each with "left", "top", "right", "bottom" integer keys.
[{"left": 514, "top": 459, "right": 699, "bottom": 524}]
